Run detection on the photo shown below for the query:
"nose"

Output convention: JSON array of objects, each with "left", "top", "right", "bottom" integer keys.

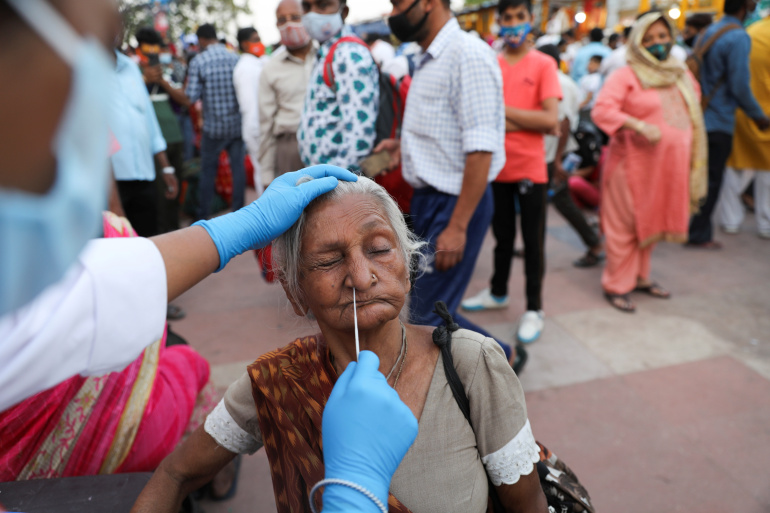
[{"left": 344, "top": 251, "right": 375, "bottom": 291}]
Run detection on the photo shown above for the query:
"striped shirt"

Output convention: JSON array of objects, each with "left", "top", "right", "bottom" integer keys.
[{"left": 401, "top": 18, "right": 505, "bottom": 195}]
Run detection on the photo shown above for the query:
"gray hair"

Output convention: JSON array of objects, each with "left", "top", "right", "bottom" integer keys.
[{"left": 273, "top": 177, "right": 426, "bottom": 314}]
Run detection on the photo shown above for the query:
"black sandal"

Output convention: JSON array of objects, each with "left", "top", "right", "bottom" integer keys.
[
  {"left": 634, "top": 281, "right": 671, "bottom": 299},
  {"left": 604, "top": 292, "right": 636, "bottom": 313},
  {"left": 573, "top": 251, "right": 605, "bottom": 268}
]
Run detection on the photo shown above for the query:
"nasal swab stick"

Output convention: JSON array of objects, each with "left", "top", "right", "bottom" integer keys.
[{"left": 353, "top": 287, "right": 360, "bottom": 360}]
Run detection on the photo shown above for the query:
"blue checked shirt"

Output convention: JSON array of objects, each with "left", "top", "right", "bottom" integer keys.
[
  {"left": 298, "top": 26, "right": 379, "bottom": 173},
  {"left": 186, "top": 44, "right": 242, "bottom": 139},
  {"left": 401, "top": 18, "right": 505, "bottom": 195}
]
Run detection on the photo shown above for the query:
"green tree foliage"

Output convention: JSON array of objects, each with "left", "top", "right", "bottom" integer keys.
[{"left": 119, "top": 0, "right": 250, "bottom": 43}]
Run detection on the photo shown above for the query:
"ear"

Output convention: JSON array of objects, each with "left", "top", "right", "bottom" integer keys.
[
  {"left": 281, "top": 280, "right": 309, "bottom": 316},
  {"left": 341, "top": 4, "right": 349, "bottom": 21}
]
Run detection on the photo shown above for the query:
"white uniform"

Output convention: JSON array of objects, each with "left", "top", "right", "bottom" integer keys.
[{"left": 0, "top": 238, "right": 167, "bottom": 411}]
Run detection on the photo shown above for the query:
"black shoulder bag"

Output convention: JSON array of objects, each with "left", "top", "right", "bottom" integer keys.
[{"left": 431, "top": 302, "right": 596, "bottom": 513}]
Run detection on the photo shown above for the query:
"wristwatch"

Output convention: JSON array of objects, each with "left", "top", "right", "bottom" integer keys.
[{"left": 162, "top": 166, "right": 175, "bottom": 175}]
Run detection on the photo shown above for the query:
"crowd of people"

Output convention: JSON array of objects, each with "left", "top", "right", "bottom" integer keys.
[{"left": 1, "top": 0, "right": 769, "bottom": 512}]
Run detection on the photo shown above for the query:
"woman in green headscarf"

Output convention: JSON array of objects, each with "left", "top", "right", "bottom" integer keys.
[{"left": 591, "top": 12, "right": 707, "bottom": 313}]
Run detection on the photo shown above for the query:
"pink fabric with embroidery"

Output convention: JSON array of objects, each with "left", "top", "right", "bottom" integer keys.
[
  {"left": 0, "top": 214, "right": 216, "bottom": 480},
  {"left": 592, "top": 66, "right": 700, "bottom": 294}
]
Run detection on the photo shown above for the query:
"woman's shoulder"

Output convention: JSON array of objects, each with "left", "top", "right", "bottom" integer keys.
[
  {"left": 253, "top": 334, "right": 322, "bottom": 365},
  {"left": 449, "top": 329, "right": 509, "bottom": 385},
  {"left": 609, "top": 65, "right": 637, "bottom": 82},
  {"left": 451, "top": 328, "right": 504, "bottom": 355},
  {"left": 250, "top": 334, "right": 329, "bottom": 385}
]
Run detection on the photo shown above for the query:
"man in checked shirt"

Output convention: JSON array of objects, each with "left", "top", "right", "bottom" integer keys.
[
  {"left": 376, "top": 0, "right": 520, "bottom": 368},
  {"left": 186, "top": 23, "right": 245, "bottom": 221}
]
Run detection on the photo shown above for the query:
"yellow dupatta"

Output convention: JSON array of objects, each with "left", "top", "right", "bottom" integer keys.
[{"left": 626, "top": 12, "right": 708, "bottom": 213}]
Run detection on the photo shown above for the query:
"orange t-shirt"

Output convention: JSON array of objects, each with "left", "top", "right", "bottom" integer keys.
[{"left": 496, "top": 50, "right": 562, "bottom": 183}]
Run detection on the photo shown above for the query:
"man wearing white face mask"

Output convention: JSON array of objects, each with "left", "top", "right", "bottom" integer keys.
[
  {"left": 297, "top": 0, "right": 379, "bottom": 173},
  {"left": 259, "top": 0, "right": 317, "bottom": 184}
]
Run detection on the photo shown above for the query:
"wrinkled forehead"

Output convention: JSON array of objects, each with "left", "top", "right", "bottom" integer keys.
[{"left": 300, "top": 193, "right": 396, "bottom": 249}]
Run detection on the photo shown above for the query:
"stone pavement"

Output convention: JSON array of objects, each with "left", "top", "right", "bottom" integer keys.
[{"left": 171, "top": 204, "right": 770, "bottom": 513}]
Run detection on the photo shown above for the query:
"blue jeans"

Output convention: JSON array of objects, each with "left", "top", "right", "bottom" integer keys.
[
  {"left": 197, "top": 134, "right": 246, "bottom": 221},
  {"left": 409, "top": 186, "right": 512, "bottom": 359}
]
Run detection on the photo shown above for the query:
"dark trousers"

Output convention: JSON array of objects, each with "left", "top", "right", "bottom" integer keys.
[
  {"left": 490, "top": 181, "right": 547, "bottom": 311},
  {"left": 155, "top": 141, "right": 184, "bottom": 234},
  {"left": 688, "top": 132, "right": 733, "bottom": 244},
  {"left": 547, "top": 162, "right": 600, "bottom": 249},
  {"left": 116, "top": 180, "right": 158, "bottom": 237},
  {"left": 409, "top": 186, "right": 512, "bottom": 359},
  {"left": 197, "top": 134, "right": 246, "bottom": 220}
]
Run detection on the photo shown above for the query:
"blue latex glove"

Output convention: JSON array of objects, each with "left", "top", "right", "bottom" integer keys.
[
  {"left": 194, "top": 165, "right": 358, "bottom": 271},
  {"left": 321, "top": 351, "right": 419, "bottom": 512}
]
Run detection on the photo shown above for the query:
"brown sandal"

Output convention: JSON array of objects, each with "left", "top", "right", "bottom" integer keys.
[
  {"left": 604, "top": 292, "right": 636, "bottom": 313},
  {"left": 634, "top": 281, "right": 671, "bottom": 299}
]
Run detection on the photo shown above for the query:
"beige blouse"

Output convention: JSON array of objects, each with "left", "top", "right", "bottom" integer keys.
[{"left": 204, "top": 329, "right": 539, "bottom": 513}]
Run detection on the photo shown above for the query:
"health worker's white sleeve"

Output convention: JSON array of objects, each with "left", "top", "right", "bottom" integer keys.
[{"left": 0, "top": 237, "right": 167, "bottom": 411}]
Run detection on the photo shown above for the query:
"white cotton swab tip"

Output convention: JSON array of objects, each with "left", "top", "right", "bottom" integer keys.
[{"left": 353, "top": 287, "right": 360, "bottom": 361}]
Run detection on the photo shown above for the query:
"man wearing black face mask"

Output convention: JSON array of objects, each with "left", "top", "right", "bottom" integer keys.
[
  {"left": 374, "top": 0, "right": 522, "bottom": 366},
  {"left": 682, "top": 13, "right": 712, "bottom": 49}
]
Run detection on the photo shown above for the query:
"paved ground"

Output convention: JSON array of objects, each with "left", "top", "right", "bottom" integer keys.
[{"left": 172, "top": 201, "right": 770, "bottom": 513}]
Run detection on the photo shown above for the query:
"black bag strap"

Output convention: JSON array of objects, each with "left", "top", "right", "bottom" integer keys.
[
  {"left": 431, "top": 302, "right": 506, "bottom": 513},
  {"left": 693, "top": 23, "right": 741, "bottom": 58},
  {"left": 431, "top": 302, "right": 471, "bottom": 423}
]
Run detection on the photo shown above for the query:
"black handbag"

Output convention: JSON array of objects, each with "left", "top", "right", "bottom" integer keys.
[{"left": 431, "top": 302, "right": 595, "bottom": 513}]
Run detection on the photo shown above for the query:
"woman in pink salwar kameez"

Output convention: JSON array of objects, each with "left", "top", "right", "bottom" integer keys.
[{"left": 592, "top": 12, "right": 707, "bottom": 312}]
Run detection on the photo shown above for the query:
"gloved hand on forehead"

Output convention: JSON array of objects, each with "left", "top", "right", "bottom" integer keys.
[
  {"left": 194, "top": 165, "right": 358, "bottom": 271},
  {"left": 320, "top": 350, "right": 418, "bottom": 512}
]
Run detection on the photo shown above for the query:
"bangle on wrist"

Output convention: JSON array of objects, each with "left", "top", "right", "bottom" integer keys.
[
  {"left": 309, "top": 478, "right": 387, "bottom": 513},
  {"left": 162, "top": 166, "right": 175, "bottom": 175}
]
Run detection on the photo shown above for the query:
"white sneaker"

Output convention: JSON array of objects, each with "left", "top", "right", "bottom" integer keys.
[
  {"left": 721, "top": 225, "right": 740, "bottom": 235},
  {"left": 517, "top": 310, "right": 544, "bottom": 344},
  {"left": 461, "top": 288, "right": 509, "bottom": 311}
]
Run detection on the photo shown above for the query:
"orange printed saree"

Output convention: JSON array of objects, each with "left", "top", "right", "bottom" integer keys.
[{"left": 249, "top": 335, "right": 413, "bottom": 513}]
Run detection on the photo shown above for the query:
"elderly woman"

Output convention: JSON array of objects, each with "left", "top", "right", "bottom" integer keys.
[
  {"left": 131, "top": 177, "right": 548, "bottom": 513},
  {"left": 591, "top": 12, "right": 707, "bottom": 313}
]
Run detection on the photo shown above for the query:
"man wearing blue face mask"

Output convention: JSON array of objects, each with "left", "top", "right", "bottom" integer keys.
[
  {"left": 0, "top": 2, "right": 419, "bottom": 509},
  {"left": 297, "top": 0, "right": 379, "bottom": 173}
]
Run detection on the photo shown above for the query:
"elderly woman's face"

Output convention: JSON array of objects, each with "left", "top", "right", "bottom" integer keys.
[
  {"left": 642, "top": 19, "right": 672, "bottom": 47},
  {"left": 294, "top": 194, "right": 410, "bottom": 332}
]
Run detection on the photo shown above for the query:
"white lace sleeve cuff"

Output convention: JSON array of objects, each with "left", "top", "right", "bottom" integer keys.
[
  {"left": 481, "top": 419, "right": 540, "bottom": 486},
  {"left": 204, "top": 399, "right": 261, "bottom": 455}
]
